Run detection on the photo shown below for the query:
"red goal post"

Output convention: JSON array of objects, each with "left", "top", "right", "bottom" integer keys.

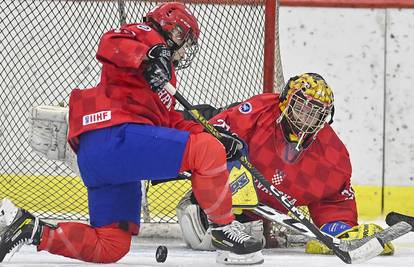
[{"left": 0, "top": 0, "right": 284, "bottom": 223}]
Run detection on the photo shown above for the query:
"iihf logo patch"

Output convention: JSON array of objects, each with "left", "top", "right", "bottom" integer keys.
[
  {"left": 239, "top": 102, "right": 252, "bottom": 114},
  {"left": 272, "top": 170, "right": 285, "bottom": 185},
  {"left": 83, "top": 110, "right": 111, "bottom": 126}
]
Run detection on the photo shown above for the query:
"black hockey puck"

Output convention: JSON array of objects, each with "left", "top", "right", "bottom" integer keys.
[{"left": 155, "top": 245, "right": 168, "bottom": 263}]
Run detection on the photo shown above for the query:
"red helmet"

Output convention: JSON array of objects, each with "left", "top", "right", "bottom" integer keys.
[{"left": 144, "top": 2, "right": 200, "bottom": 69}]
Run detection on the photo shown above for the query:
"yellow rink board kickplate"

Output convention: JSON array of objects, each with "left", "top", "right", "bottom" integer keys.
[
  {"left": 1, "top": 174, "right": 413, "bottom": 220},
  {"left": 354, "top": 185, "right": 414, "bottom": 220},
  {"left": 0, "top": 174, "right": 88, "bottom": 216}
]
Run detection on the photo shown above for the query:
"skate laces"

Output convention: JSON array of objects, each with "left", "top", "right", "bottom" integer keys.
[{"left": 223, "top": 221, "right": 251, "bottom": 244}]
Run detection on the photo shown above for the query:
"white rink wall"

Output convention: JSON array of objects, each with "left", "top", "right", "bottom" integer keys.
[{"left": 279, "top": 7, "right": 414, "bottom": 188}]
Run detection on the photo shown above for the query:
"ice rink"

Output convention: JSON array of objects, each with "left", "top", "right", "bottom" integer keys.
[{"left": 2, "top": 226, "right": 414, "bottom": 267}]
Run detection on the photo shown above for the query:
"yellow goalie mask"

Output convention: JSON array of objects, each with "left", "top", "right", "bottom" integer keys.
[{"left": 278, "top": 73, "right": 334, "bottom": 150}]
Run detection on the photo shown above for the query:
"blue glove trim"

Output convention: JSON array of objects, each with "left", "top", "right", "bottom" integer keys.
[{"left": 321, "top": 221, "right": 352, "bottom": 237}]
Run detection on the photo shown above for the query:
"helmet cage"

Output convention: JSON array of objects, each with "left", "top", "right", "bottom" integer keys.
[
  {"left": 284, "top": 90, "right": 332, "bottom": 136},
  {"left": 174, "top": 42, "right": 199, "bottom": 70},
  {"left": 170, "top": 27, "right": 199, "bottom": 70}
]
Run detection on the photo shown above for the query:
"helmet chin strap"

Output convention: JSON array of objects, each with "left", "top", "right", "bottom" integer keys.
[
  {"left": 277, "top": 112, "right": 315, "bottom": 151},
  {"left": 275, "top": 117, "right": 306, "bottom": 163},
  {"left": 295, "top": 132, "right": 306, "bottom": 151}
]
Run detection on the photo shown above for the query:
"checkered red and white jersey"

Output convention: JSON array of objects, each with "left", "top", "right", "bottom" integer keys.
[
  {"left": 68, "top": 23, "right": 203, "bottom": 150},
  {"left": 210, "top": 93, "right": 357, "bottom": 227}
]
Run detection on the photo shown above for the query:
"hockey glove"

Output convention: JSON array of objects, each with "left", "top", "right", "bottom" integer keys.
[
  {"left": 143, "top": 44, "right": 173, "bottom": 92},
  {"left": 305, "top": 222, "right": 395, "bottom": 256},
  {"left": 214, "top": 126, "right": 245, "bottom": 161}
]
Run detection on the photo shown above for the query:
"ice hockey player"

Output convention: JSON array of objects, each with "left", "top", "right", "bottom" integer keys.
[
  {"left": 176, "top": 73, "right": 394, "bottom": 255},
  {"left": 0, "top": 2, "right": 263, "bottom": 265}
]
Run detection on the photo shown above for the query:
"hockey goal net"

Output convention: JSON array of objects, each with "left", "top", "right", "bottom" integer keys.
[{"left": 0, "top": 0, "right": 284, "bottom": 224}]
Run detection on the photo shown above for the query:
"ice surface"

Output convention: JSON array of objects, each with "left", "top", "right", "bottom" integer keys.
[{"left": 2, "top": 229, "right": 414, "bottom": 267}]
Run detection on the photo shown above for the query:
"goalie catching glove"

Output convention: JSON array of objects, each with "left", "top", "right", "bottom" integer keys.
[{"left": 305, "top": 221, "right": 394, "bottom": 256}]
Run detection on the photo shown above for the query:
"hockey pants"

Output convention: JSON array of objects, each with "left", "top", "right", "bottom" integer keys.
[{"left": 37, "top": 132, "right": 234, "bottom": 263}]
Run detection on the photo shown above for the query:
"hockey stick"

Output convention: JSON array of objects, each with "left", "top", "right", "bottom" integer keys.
[
  {"left": 386, "top": 212, "right": 414, "bottom": 230},
  {"left": 254, "top": 204, "right": 411, "bottom": 251},
  {"left": 254, "top": 204, "right": 315, "bottom": 238},
  {"left": 164, "top": 83, "right": 412, "bottom": 264}
]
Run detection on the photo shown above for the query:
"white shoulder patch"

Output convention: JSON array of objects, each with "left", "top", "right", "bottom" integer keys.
[
  {"left": 136, "top": 24, "right": 152, "bottom": 32},
  {"left": 239, "top": 102, "right": 252, "bottom": 114}
]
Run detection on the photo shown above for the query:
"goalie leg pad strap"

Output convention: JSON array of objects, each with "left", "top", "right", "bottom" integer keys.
[{"left": 240, "top": 220, "right": 266, "bottom": 248}]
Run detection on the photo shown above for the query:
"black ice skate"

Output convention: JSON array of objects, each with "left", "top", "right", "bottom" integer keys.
[
  {"left": 211, "top": 220, "right": 264, "bottom": 265},
  {"left": 0, "top": 198, "right": 46, "bottom": 262}
]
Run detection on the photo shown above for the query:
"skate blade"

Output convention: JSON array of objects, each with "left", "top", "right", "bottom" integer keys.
[
  {"left": 216, "top": 250, "right": 264, "bottom": 265},
  {"left": 3, "top": 241, "right": 25, "bottom": 262}
]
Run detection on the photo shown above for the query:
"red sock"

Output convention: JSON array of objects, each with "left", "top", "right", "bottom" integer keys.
[{"left": 38, "top": 222, "right": 134, "bottom": 263}]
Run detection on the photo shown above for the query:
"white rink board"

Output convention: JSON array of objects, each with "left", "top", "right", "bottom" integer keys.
[
  {"left": 279, "top": 7, "right": 414, "bottom": 187},
  {"left": 384, "top": 8, "right": 414, "bottom": 187}
]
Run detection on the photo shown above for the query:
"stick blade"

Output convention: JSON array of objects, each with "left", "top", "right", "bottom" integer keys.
[
  {"left": 386, "top": 212, "right": 414, "bottom": 231},
  {"left": 344, "top": 221, "right": 412, "bottom": 264},
  {"left": 347, "top": 238, "right": 383, "bottom": 264}
]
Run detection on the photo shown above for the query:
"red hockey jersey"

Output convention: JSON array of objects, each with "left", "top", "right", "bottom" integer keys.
[
  {"left": 210, "top": 93, "right": 357, "bottom": 227},
  {"left": 68, "top": 23, "right": 203, "bottom": 150}
]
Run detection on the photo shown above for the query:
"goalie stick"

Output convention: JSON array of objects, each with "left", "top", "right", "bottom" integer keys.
[
  {"left": 386, "top": 212, "right": 414, "bottom": 230},
  {"left": 253, "top": 204, "right": 315, "bottom": 238},
  {"left": 253, "top": 204, "right": 411, "bottom": 251},
  {"left": 164, "top": 83, "right": 412, "bottom": 264}
]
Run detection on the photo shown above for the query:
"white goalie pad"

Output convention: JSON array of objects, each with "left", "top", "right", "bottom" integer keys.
[
  {"left": 30, "top": 105, "right": 80, "bottom": 176},
  {"left": 176, "top": 191, "right": 215, "bottom": 251},
  {"left": 176, "top": 191, "right": 266, "bottom": 251}
]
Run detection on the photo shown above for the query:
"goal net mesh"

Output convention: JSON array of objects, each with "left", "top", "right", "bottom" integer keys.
[{"left": 0, "top": 0, "right": 284, "bottom": 224}]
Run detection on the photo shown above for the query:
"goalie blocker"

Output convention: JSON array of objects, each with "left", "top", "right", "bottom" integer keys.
[{"left": 30, "top": 105, "right": 79, "bottom": 176}]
